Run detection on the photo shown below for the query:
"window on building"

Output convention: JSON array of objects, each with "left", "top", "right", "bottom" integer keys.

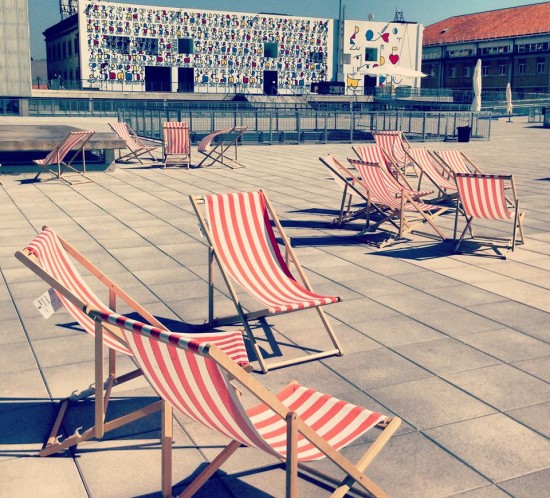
[
  {"left": 105, "top": 36, "right": 130, "bottom": 54},
  {"left": 518, "top": 60, "right": 526, "bottom": 74},
  {"left": 309, "top": 51, "right": 324, "bottom": 63},
  {"left": 178, "top": 38, "right": 194, "bottom": 54},
  {"left": 343, "top": 53, "right": 351, "bottom": 65},
  {"left": 364, "top": 47, "right": 378, "bottom": 61},
  {"left": 62, "top": 42, "right": 66, "bottom": 59},
  {"left": 498, "top": 64, "right": 507, "bottom": 75},
  {"left": 537, "top": 58, "right": 545, "bottom": 73},
  {"left": 448, "top": 66, "right": 456, "bottom": 78},
  {"left": 74, "top": 37, "right": 79, "bottom": 54},
  {"left": 482, "top": 65, "right": 489, "bottom": 76},
  {"left": 464, "top": 66, "right": 471, "bottom": 77},
  {"left": 264, "top": 42, "right": 278, "bottom": 58},
  {"left": 135, "top": 37, "right": 158, "bottom": 55},
  {"left": 68, "top": 40, "right": 72, "bottom": 57}
]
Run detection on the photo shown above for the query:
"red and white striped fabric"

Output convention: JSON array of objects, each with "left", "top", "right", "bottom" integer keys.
[
  {"left": 25, "top": 228, "right": 249, "bottom": 364},
  {"left": 352, "top": 160, "right": 438, "bottom": 213},
  {"left": 353, "top": 145, "right": 432, "bottom": 198},
  {"left": 204, "top": 191, "right": 339, "bottom": 314},
  {"left": 163, "top": 122, "right": 190, "bottom": 155},
  {"left": 455, "top": 173, "right": 512, "bottom": 220},
  {"left": 198, "top": 128, "right": 230, "bottom": 153},
  {"left": 93, "top": 310, "right": 385, "bottom": 462},
  {"left": 436, "top": 150, "right": 471, "bottom": 174},
  {"left": 34, "top": 131, "right": 94, "bottom": 166},
  {"left": 109, "top": 122, "right": 143, "bottom": 152},
  {"left": 373, "top": 131, "right": 407, "bottom": 165},
  {"left": 408, "top": 148, "right": 457, "bottom": 192}
]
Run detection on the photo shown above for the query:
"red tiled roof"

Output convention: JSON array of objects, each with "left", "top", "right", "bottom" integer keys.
[{"left": 423, "top": 2, "right": 550, "bottom": 45}]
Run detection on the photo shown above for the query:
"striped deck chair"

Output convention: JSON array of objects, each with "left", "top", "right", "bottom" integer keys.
[
  {"left": 190, "top": 190, "right": 343, "bottom": 373},
  {"left": 33, "top": 130, "right": 94, "bottom": 184},
  {"left": 406, "top": 147, "right": 458, "bottom": 201},
  {"left": 109, "top": 122, "right": 157, "bottom": 164},
  {"left": 349, "top": 159, "right": 448, "bottom": 246},
  {"left": 196, "top": 125, "right": 247, "bottom": 169},
  {"left": 87, "top": 308, "right": 401, "bottom": 498},
  {"left": 433, "top": 149, "right": 483, "bottom": 175},
  {"left": 16, "top": 227, "right": 249, "bottom": 456},
  {"left": 372, "top": 130, "right": 414, "bottom": 175},
  {"left": 318, "top": 154, "right": 371, "bottom": 225},
  {"left": 353, "top": 144, "right": 433, "bottom": 199},
  {"left": 454, "top": 173, "right": 525, "bottom": 258},
  {"left": 162, "top": 121, "right": 191, "bottom": 168}
]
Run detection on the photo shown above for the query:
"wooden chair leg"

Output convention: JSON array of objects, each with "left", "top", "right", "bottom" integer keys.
[
  {"left": 286, "top": 412, "right": 298, "bottom": 498},
  {"left": 162, "top": 401, "right": 173, "bottom": 498}
]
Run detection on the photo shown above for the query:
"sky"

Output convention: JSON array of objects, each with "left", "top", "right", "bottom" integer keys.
[{"left": 28, "top": 0, "right": 545, "bottom": 59}]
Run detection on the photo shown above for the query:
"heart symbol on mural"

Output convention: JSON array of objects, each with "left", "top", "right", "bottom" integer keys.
[
  {"left": 389, "top": 53, "right": 399, "bottom": 65},
  {"left": 381, "top": 33, "right": 390, "bottom": 42}
]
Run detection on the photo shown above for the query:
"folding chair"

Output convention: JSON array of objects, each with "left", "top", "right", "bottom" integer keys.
[
  {"left": 33, "top": 130, "right": 94, "bottom": 184},
  {"left": 372, "top": 130, "right": 414, "bottom": 175},
  {"left": 109, "top": 121, "right": 157, "bottom": 164},
  {"left": 16, "top": 226, "right": 249, "bottom": 456},
  {"left": 190, "top": 190, "right": 343, "bottom": 373},
  {"left": 453, "top": 173, "right": 525, "bottom": 258},
  {"left": 353, "top": 144, "right": 433, "bottom": 199},
  {"left": 405, "top": 147, "right": 458, "bottom": 201},
  {"left": 162, "top": 121, "right": 191, "bottom": 168},
  {"left": 349, "top": 159, "right": 448, "bottom": 246},
  {"left": 318, "top": 154, "right": 371, "bottom": 225},
  {"left": 87, "top": 308, "right": 401, "bottom": 498},
  {"left": 196, "top": 125, "right": 247, "bottom": 169}
]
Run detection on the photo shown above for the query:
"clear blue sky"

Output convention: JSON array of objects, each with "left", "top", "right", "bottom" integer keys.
[{"left": 28, "top": 0, "right": 544, "bottom": 59}]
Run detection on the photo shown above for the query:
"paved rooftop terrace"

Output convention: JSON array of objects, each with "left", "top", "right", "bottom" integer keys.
[{"left": 0, "top": 116, "right": 548, "bottom": 497}]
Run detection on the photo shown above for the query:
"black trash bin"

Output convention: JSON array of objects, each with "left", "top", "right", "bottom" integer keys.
[{"left": 457, "top": 126, "right": 471, "bottom": 143}]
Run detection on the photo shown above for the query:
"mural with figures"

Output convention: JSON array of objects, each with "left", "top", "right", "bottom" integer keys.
[
  {"left": 78, "top": 0, "right": 333, "bottom": 92},
  {"left": 342, "top": 20, "right": 423, "bottom": 95}
]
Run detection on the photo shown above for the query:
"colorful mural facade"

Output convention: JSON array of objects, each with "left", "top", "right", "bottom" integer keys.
[
  {"left": 342, "top": 20, "right": 423, "bottom": 95},
  {"left": 78, "top": 0, "right": 333, "bottom": 91}
]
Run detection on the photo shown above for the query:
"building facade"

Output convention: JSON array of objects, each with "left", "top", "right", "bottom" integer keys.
[
  {"left": 42, "top": 0, "right": 423, "bottom": 95},
  {"left": 0, "top": 0, "right": 32, "bottom": 97},
  {"left": 422, "top": 3, "right": 550, "bottom": 96}
]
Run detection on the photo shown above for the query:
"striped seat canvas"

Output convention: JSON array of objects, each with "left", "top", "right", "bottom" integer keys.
[
  {"left": 197, "top": 125, "right": 247, "bottom": 169},
  {"left": 349, "top": 159, "right": 447, "bottom": 245},
  {"left": 353, "top": 144, "right": 433, "bottom": 198},
  {"left": 406, "top": 147, "right": 458, "bottom": 200},
  {"left": 453, "top": 173, "right": 525, "bottom": 257},
  {"left": 33, "top": 130, "right": 94, "bottom": 184},
  {"left": 434, "top": 149, "right": 482, "bottom": 175},
  {"left": 191, "top": 190, "right": 343, "bottom": 372},
  {"left": 372, "top": 130, "right": 414, "bottom": 174},
  {"left": 319, "top": 154, "right": 372, "bottom": 225},
  {"left": 162, "top": 121, "right": 191, "bottom": 168},
  {"left": 87, "top": 308, "right": 401, "bottom": 498},
  {"left": 109, "top": 122, "right": 157, "bottom": 163},
  {"left": 16, "top": 227, "right": 249, "bottom": 456}
]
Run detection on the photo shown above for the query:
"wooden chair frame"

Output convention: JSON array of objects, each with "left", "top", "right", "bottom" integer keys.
[
  {"left": 87, "top": 308, "right": 401, "bottom": 498},
  {"left": 190, "top": 190, "right": 343, "bottom": 373},
  {"left": 196, "top": 125, "right": 247, "bottom": 169},
  {"left": 348, "top": 159, "right": 448, "bottom": 247},
  {"left": 372, "top": 130, "right": 415, "bottom": 176},
  {"left": 33, "top": 130, "right": 94, "bottom": 184},
  {"left": 16, "top": 226, "right": 249, "bottom": 456},
  {"left": 109, "top": 122, "right": 157, "bottom": 164}
]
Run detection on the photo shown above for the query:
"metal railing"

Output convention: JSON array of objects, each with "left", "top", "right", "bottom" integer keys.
[{"left": 119, "top": 107, "right": 492, "bottom": 144}]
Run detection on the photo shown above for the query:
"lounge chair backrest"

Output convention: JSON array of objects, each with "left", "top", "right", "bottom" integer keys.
[
  {"left": 349, "top": 159, "right": 399, "bottom": 207},
  {"left": 455, "top": 173, "right": 513, "bottom": 220},
  {"left": 203, "top": 191, "right": 338, "bottom": 313},
  {"left": 22, "top": 227, "right": 129, "bottom": 354},
  {"left": 163, "top": 122, "right": 190, "bottom": 154},
  {"left": 37, "top": 131, "right": 94, "bottom": 166},
  {"left": 354, "top": 144, "right": 390, "bottom": 172},
  {"left": 321, "top": 154, "right": 361, "bottom": 193},
  {"left": 436, "top": 150, "right": 470, "bottom": 174},
  {"left": 110, "top": 122, "right": 143, "bottom": 152},
  {"left": 197, "top": 128, "right": 230, "bottom": 154},
  {"left": 373, "top": 131, "right": 407, "bottom": 164},
  {"left": 88, "top": 308, "right": 386, "bottom": 463},
  {"left": 408, "top": 148, "right": 457, "bottom": 191}
]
